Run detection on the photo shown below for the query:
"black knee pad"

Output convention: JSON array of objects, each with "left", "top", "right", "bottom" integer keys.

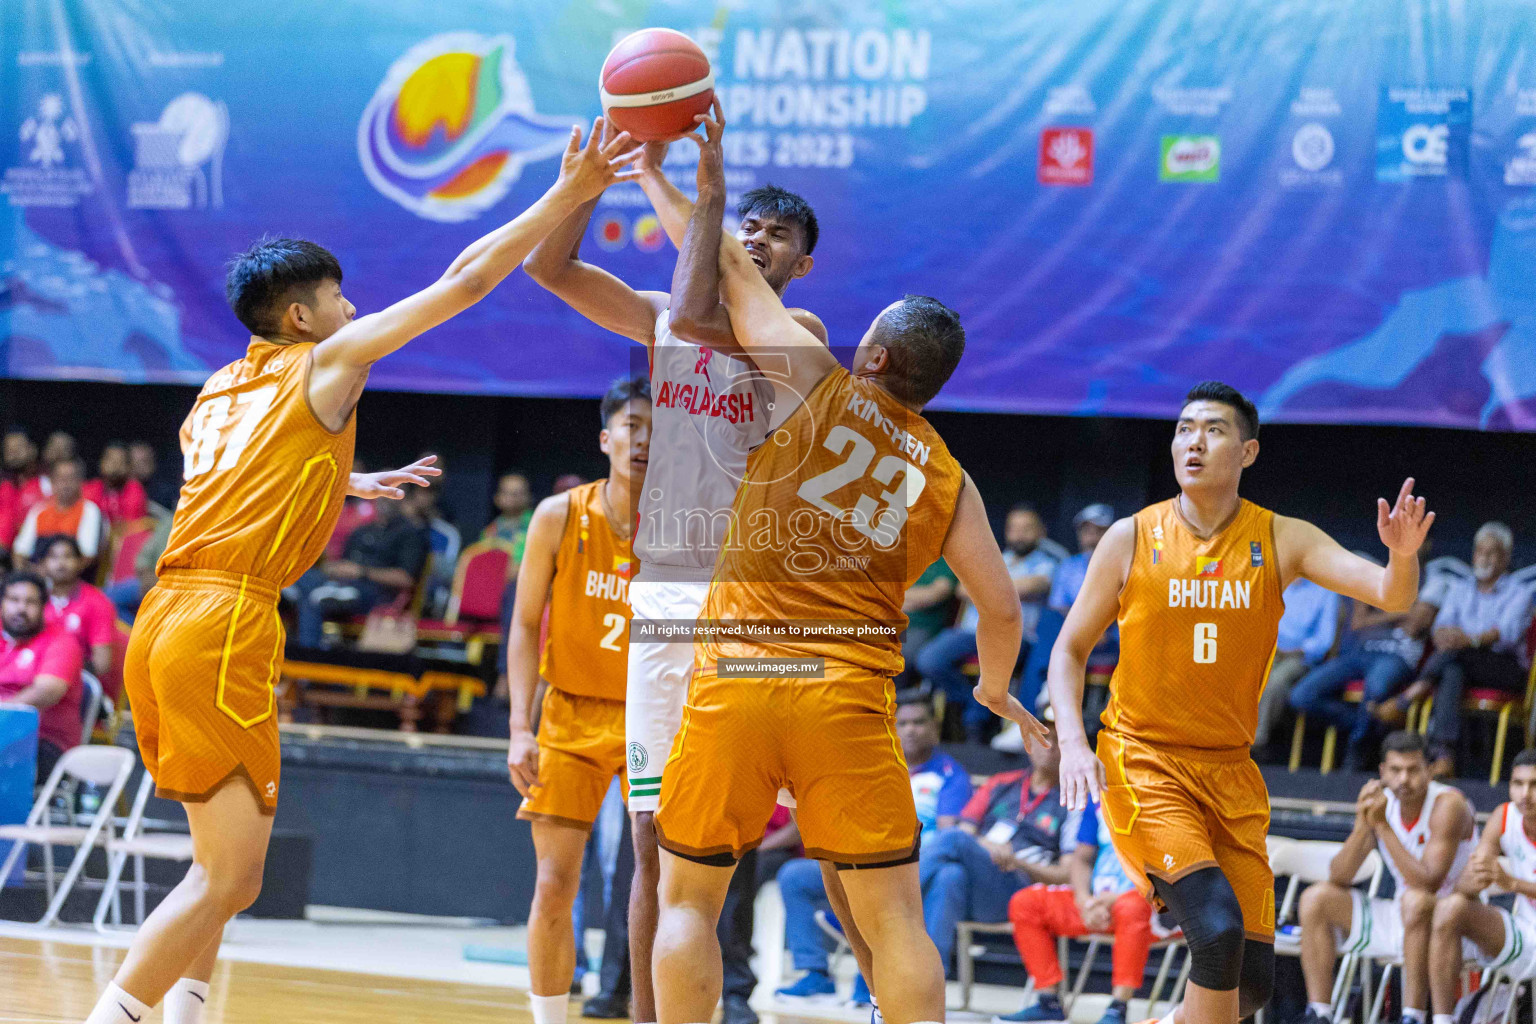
[
  {"left": 1151, "top": 867, "right": 1245, "bottom": 992},
  {"left": 1237, "top": 939, "right": 1275, "bottom": 1017}
]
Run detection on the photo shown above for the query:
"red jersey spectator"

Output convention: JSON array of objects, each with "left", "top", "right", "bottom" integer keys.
[
  {"left": 38, "top": 534, "right": 115, "bottom": 679},
  {"left": 3, "top": 428, "right": 43, "bottom": 521},
  {"left": 14, "top": 458, "right": 103, "bottom": 561},
  {"left": 0, "top": 478, "right": 18, "bottom": 556},
  {"left": 82, "top": 441, "right": 149, "bottom": 526},
  {"left": 0, "top": 570, "right": 84, "bottom": 782}
]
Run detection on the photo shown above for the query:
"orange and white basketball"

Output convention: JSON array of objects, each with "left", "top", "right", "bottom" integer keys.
[{"left": 599, "top": 28, "right": 714, "bottom": 142}]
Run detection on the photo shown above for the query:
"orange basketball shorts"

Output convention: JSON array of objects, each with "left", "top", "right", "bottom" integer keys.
[
  {"left": 123, "top": 569, "right": 285, "bottom": 815},
  {"left": 654, "top": 669, "right": 919, "bottom": 866},
  {"left": 516, "top": 686, "right": 627, "bottom": 830},
  {"left": 1096, "top": 729, "right": 1275, "bottom": 942}
]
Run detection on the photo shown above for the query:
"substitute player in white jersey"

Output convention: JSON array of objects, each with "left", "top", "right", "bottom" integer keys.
[
  {"left": 523, "top": 113, "right": 826, "bottom": 1024},
  {"left": 1430, "top": 749, "right": 1536, "bottom": 1024},
  {"left": 1297, "top": 732, "right": 1475, "bottom": 1024}
]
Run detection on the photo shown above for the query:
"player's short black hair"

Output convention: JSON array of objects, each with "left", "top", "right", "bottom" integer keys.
[
  {"left": 1182, "top": 381, "right": 1260, "bottom": 442},
  {"left": 1381, "top": 730, "right": 1428, "bottom": 760},
  {"left": 1514, "top": 748, "right": 1536, "bottom": 772},
  {"left": 36, "top": 534, "right": 82, "bottom": 561},
  {"left": 871, "top": 295, "right": 965, "bottom": 408},
  {"left": 226, "top": 237, "right": 343, "bottom": 336},
  {"left": 600, "top": 375, "right": 651, "bottom": 427},
  {"left": 1, "top": 570, "right": 46, "bottom": 603},
  {"left": 738, "top": 185, "right": 819, "bottom": 255}
]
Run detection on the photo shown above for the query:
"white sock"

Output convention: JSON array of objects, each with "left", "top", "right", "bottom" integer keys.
[
  {"left": 871, "top": 997, "right": 884, "bottom": 1024},
  {"left": 1435, "top": 1015, "right": 1456, "bottom": 1024},
  {"left": 164, "top": 978, "right": 211, "bottom": 1024},
  {"left": 1309, "top": 1003, "right": 1334, "bottom": 1021},
  {"left": 530, "top": 993, "right": 569, "bottom": 1024},
  {"left": 1402, "top": 1011, "right": 1426, "bottom": 1024},
  {"left": 84, "top": 983, "right": 153, "bottom": 1024}
]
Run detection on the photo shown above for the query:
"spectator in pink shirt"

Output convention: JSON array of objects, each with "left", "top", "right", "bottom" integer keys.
[
  {"left": 37, "top": 534, "right": 115, "bottom": 679},
  {"left": 82, "top": 441, "right": 149, "bottom": 527},
  {"left": 0, "top": 570, "right": 83, "bottom": 782}
]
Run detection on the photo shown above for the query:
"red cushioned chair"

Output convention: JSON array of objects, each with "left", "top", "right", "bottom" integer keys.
[
  {"left": 1417, "top": 618, "right": 1536, "bottom": 784},
  {"left": 416, "top": 539, "right": 515, "bottom": 663}
]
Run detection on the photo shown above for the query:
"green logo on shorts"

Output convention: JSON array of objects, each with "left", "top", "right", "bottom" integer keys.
[{"left": 628, "top": 742, "right": 648, "bottom": 773}]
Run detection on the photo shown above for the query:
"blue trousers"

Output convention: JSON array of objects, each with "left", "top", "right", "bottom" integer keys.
[
  {"left": 919, "top": 828, "right": 1025, "bottom": 969},
  {"left": 778, "top": 857, "right": 835, "bottom": 972},
  {"left": 915, "top": 628, "right": 995, "bottom": 737},
  {"left": 1288, "top": 650, "right": 1414, "bottom": 756}
]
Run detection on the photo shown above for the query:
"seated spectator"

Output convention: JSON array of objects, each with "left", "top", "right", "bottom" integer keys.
[
  {"left": 0, "top": 570, "right": 84, "bottom": 782},
  {"left": 921, "top": 714, "right": 1070, "bottom": 973},
  {"left": 406, "top": 461, "right": 460, "bottom": 617},
  {"left": 325, "top": 458, "right": 378, "bottom": 563},
  {"left": 291, "top": 496, "right": 429, "bottom": 648},
  {"left": 3, "top": 428, "right": 43, "bottom": 518},
  {"left": 37, "top": 535, "right": 115, "bottom": 679},
  {"left": 1295, "top": 732, "right": 1475, "bottom": 1024},
  {"left": 1427, "top": 749, "right": 1536, "bottom": 1024},
  {"left": 917, "top": 504, "right": 1063, "bottom": 741},
  {"left": 776, "top": 693, "right": 972, "bottom": 1003},
  {"left": 1396, "top": 522, "right": 1533, "bottom": 775},
  {"left": 1253, "top": 576, "right": 1341, "bottom": 755},
  {"left": 13, "top": 458, "right": 104, "bottom": 562},
  {"left": 41, "top": 430, "right": 76, "bottom": 472},
  {"left": 483, "top": 472, "right": 534, "bottom": 564},
  {"left": 997, "top": 795, "right": 1153, "bottom": 1024},
  {"left": 83, "top": 441, "right": 149, "bottom": 526},
  {"left": 128, "top": 440, "right": 176, "bottom": 513},
  {"left": 104, "top": 511, "right": 172, "bottom": 625},
  {"left": 897, "top": 558, "right": 956, "bottom": 688},
  {"left": 1289, "top": 557, "right": 1447, "bottom": 771}
]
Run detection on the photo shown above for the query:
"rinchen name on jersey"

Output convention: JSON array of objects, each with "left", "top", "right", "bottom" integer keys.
[{"left": 845, "top": 393, "right": 931, "bottom": 465}]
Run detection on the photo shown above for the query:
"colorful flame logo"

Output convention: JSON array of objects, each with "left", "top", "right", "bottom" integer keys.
[{"left": 359, "top": 33, "right": 577, "bottom": 222}]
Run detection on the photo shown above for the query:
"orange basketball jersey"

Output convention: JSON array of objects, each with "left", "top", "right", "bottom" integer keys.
[
  {"left": 159, "top": 339, "right": 356, "bottom": 589},
  {"left": 701, "top": 368, "right": 964, "bottom": 680},
  {"left": 539, "top": 480, "right": 634, "bottom": 701},
  {"left": 1103, "top": 498, "right": 1285, "bottom": 755}
]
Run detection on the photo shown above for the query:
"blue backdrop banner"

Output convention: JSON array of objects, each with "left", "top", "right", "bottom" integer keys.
[{"left": 4, "top": 0, "right": 1535, "bottom": 429}]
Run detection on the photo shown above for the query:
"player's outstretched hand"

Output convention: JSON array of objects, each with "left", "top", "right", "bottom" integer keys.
[
  {"left": 973, "top": 686, "right": 1051, "bottom": 760},
  {"left": 687, "top": 98, "right": 727, "bottom": 196},
  {"left": 507, "top": 729, "right": 540, "bottom": 798},
  {"left": 555, "top": 117, "right": 644, "bottom": 203},
  {"left": 348, "top": 455, "right": 442, "bottom": 500},
  {"left": 1377, "top": 477, "right": 1435, "bottom": 556}
]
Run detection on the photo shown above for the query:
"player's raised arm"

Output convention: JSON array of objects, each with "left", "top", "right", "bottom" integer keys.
[
  {"left": 943, "top": 474, "right": 1047, "bottom": 753},
  {"left": 1278, "top": 477, "right": 1434, "bottom": 612},
  {"left": 347, "top": 455, "right": 441, "bottom": 500},
  {"left": 309, "top": 119, "right": 641, "bottom": 420},
  {"left": 1048, "top": 516, "right": 1135, "bottom": 810},
  {"left": 505, "top": 491, "right": 569, "bottom": 796}
]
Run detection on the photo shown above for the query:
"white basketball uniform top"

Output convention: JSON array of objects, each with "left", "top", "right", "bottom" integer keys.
[
  {"left": 1382, "top": 781, "right": 1475, "bottom": 900},
  {"left": 1497, "top": 803, "right": 1536, "bottom": 927},
  {"left": 634, "top": 310, "right": 775, "bottom": 584}
]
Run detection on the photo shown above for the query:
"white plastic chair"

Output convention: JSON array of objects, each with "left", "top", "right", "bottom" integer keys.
[
  {"left": 0, "top": 745, "right": 134, "bottom": 926},
  {"left": 93, "top": 772, "right": 195, "bottom": 931},
  {"left": 1270, "top": 840, "right": 1384, "bottom": 1022},
  {"left": 79, "top": 670, "right": 103, "bottom": 745}
]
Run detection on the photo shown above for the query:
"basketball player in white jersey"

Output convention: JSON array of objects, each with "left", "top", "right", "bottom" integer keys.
[
  {"left": 523, "top": 104, "right": 829, "bottom": 1024},
  {"left": 1297, "top": 731, "right": 1475, "bottom": 1024},
  {"left": 1429, "top": 748, "right": 1536, "bottom": 1024}
]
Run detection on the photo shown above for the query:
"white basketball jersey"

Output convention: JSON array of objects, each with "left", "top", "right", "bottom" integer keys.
[
  {"left": 1497, "top": 803, "right": 1536, "bottom": 926},
  {"left": 634, "top": 310, "right": 775, "bottom": 583},
  {"left": 1382, "top": 781, "right": 1474, "bottom": 899}
]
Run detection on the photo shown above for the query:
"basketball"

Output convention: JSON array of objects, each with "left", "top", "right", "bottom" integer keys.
[{"left": 599, "top": 28, "right": 714, "bottom": 142}]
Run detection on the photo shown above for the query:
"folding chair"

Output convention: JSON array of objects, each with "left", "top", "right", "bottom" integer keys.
[
  {"left": 0, "top": 745, "right": 135, "bottom": 926},
  {"left": 93, "top": 772, "right": 195, "bottom": 931},
  {"left": 79, "top": 670, "right": 104, "bottom": 745}
]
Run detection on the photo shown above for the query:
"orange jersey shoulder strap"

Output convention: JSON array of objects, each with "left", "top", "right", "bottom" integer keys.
[{"left": 540, "top": 480, "right": 634, "bottom": 701}]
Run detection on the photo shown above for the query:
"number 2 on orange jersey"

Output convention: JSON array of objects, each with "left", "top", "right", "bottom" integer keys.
[{"left": 599, "top": 612, "right": 625, "bottom": 651}]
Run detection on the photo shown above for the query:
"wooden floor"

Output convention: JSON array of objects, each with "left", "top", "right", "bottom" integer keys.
[{"left": 0, "top": 935, "right": 579, "bottom": 1023}]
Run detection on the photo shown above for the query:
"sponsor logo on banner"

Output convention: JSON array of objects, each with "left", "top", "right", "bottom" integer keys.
[
  {"left": 594, "top": 214, "right": 628, "bottom": 251},
  {"left": 1376, "top": 86, "right": 1470, "bottom": 182},
  {"left": 633, "top": 214, "right": 665, "bottom": 252},
  {"left": 3, "top": 92, "right": 92, "bottom": 207},
  {"left": 128, "top": 93, "right": 228, "bottom": 210},
  {"left": 1280, "top": 122, "right": 1342, "bottom": 187},
  {"left": 1160, "top": 135, "right": 1220, "bottom": 181},
  {"left": 1153, "top": 85, "right": 1233, "bottom": 117},
  {"left": 1044, "top": 85, "right": 1097, "bottom": 117},
  {"left": 358, "top": 33, "right": 578, "bottom": 222},
  {"left": 1291, "top": 87, "right": 1342, "bottom": 118},
  {"left": 1506, "top": 132, "right": 1536, "bottom": 186},
  {"left": 1039, "top": 127, "right": 1093, "bottom": 185}
]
